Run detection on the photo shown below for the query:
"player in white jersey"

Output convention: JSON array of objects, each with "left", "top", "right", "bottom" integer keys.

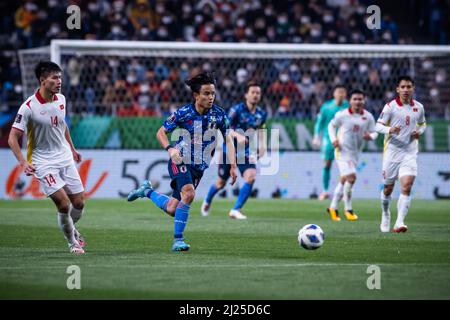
[
  {"left": 8, "top": 61, "right": 86, "bottom": 254},
  {"left": 326, "top": 89, "right": 378, "bottom": 221},
  {"left": 375, "top": 76, "right": 426, "bottom": 233}
]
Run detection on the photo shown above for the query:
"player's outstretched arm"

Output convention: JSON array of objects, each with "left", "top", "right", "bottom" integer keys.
[
  {"left": 8, "top": 128, "right": 35, "bottom": 175},
  {"left": 156, "top": 126, "right": 182, "bottom": 164},
  {"left": 64, "top": 126, "right": 82, "bottom": 163}
]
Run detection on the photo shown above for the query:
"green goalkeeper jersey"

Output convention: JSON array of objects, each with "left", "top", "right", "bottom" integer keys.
[{"left": 314, "top": 99, "right": 350, "bottom": 142}]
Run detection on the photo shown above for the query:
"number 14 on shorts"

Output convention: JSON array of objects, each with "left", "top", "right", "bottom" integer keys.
[{"left": 44, "top": 174, "right": 57, "bottom": 186}]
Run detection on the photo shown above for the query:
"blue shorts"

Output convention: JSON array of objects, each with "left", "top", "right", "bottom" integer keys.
[
  {"left": 167, "top": 160, "right": 204, "bottom": 201},
  {"left": 218, "top": 163, "right": 256, "bottom": 180}
]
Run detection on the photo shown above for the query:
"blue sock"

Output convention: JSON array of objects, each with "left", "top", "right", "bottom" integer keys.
[
  {"left": 150, "top": 191, "right": 170, "bottom": 212},
  {"left": 323, "top": 167, "right": 331, "bottom": 192},
  {"left": 205, "top": 185, "right": 220, "bottom": 204},
  {"left": 174, "top": 202, "right": 190, "bottom": 240},
  {"left": 233, "top": 182, "right": 253, "bottom": 210}
]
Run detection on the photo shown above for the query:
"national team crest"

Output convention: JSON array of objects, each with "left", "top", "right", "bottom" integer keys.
[
  {"left": 180, "top": 165, "right": 187, "bottom": 173},
  {"left": 167, "top": 114, "right": 176, "bottom": 123},
  {"left": 413, "top": 108, "right": 418, "bottom": 112},
  {"left": 208, "top": 115, "right": 217, "bottom": 129},
  {"left": 60, "top": 104, "right": 64, "bottom": 110}
]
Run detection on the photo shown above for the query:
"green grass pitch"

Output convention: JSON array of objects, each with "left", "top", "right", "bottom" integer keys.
[{"left": 0, "top": 198, "right": 449, "bottom": 299}]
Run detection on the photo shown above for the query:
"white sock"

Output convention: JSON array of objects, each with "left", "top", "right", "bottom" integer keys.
[
  {"left": 381, "top": 191, "right": 391, "bottom": 214},
  {"left": 396, "top": 194, "right": 411, "bottom": 226},
  {"left": 330, "top": 182, "right": 344, "bottom": 209},
  {"left": 343, "top": 181, "right": 353, "bottom": 211},
  {"left": 57, "top": 212, "right": 78, "bottom": 245},
  {"left": 69, "top": 204, "right": 84, "bottom": 224}
]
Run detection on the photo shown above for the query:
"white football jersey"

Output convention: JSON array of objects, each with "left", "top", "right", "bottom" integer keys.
[
  {"left": 329, "top": 108, "right": 376, "bottom": 162},
  {"left": 377, "top": 97, "right": 426, "bottom": 162},
  {"left": 12, "top": 91, "right": 73, "bottom": 168}
]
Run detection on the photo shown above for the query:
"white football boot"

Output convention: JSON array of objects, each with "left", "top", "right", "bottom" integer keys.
[{"left": 229, "top": 209, "right": 247, "bottom": 220}]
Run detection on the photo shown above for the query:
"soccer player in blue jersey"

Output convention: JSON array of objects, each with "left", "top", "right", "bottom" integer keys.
[
  {"left": 127, "top": 72, "right": 237, "bottom": 251},
  {"left": 201, "top": 82, "right": 267, "bottom": 219},
  {"left": 312, "top": 85, "right": 349, "bottom": 201}
]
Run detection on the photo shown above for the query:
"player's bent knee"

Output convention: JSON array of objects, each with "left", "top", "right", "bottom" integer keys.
[
  {"left": 181, "top": 189, "right": 195, "bottom": 204},
  {"left": 72, "top": 199, "right": 85, "bottom": 210},
  {"left": 58, "top": 201, "right": 71, "bottom": 213}
]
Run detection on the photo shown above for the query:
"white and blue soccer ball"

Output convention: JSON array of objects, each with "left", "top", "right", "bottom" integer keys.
[{"left": 298, "top": 224, "right": 324, "bottom": 250}]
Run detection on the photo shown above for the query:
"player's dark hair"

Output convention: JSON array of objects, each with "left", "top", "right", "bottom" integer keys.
[
  {"left": 185, "top": 72, "right": 216, "bottom": 93},
  {"left": 396, "top": 75, "right": 415, "bottom": 86},
  {"left": 333, "top": 84, "right": 346, "bottom": 92},
  {"left": 34, "top": 61, "right": 62, "bottom": 82},
  {"left": 246, "top": 81, "right": 261, "bottom": 93},
  {"left": 349, "top": 89, "right": 365, "bottom": 98}
]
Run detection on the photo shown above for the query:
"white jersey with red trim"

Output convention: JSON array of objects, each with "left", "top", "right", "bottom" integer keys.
[
  {"left": 329, "top": 108, "right": 376, "bottom": 162},
  {"left": 12, "top": 91, "right": 73, "bottom": 168},
  {"left": 377, "top": 97, "right": 426, "bottom": 162}
]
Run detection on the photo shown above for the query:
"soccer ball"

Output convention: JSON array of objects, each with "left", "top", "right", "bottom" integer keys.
[{"left": 298, "top": 224, "right": 324, "bottom": 250}]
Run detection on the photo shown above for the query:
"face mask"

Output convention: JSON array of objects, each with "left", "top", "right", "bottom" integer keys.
[
  {"left": 264, "top": 8, "right": 273, "bottom": 16},
  {"left": 430, "top": 88, "right": 439, "bottom": 97},
  {"left": 280, "top": 74, "right": 289, "bottom": 82},
  {"left": 157, "top": 28, "right": 168, "bottom": 38},
  {"left": 112, "top": 26, "right": 121, "bottom": 34},
  {"left": 140, "top": 84, "right": 149, "bottom": 93},
  {"left": 113, "top": 0, "right": 124, "bottom": 11},
  {"left": 127, "top": 75, "right": 136, "bottom": 84},
  {"left": 223, "top": 79, "right": 232, "bottom": 88},
  {"left": 278, "top": 16, "right": 288, "bottom": 24},
  {"left": 340, "top": 64, "right": 349, "bottom": 72},
  {"left": 311, "top": 28, "right": 321, "bottom": 37},
  {"left": 205, "top": 26, "right": 214, "bottom": 35},
  {"left": 237, "top": 19, "right": 245, "bottom": 28},
  {"left": 48, "top": 0, "right": 57, "bottom": 8},
  {"left": 222, "top": 4, "right": 231, "bottom": 13},
  {"left": 182, "top": 4, "right": 192, "bottom": 14},
  {"left": 381, "top": 64, "right": 390, "bottom": 72},
  {"left": 50, "top": 25, "right": 60, "bottom": 34},
  {"left": 289, "top": 64, "right": 299, "bottom": 72},
  {"left": 140, "top": 28, "right": 149, "bottom": 36},
  {"left": 14, "top": 85, "right": 23, "bottom": 93},
  {"left": 301, "top": 16, "right": 311, "bottom": 24},
  {"left": 422, "top": 60, "right": 433, "bottom": 70},
  {"left": 195, "top": 15, "right": 203, "bottom": 24},
  {"left": 245, "top": 27, "right": 253, "bottom": 36},
  {"left": 88, "top": 3, "right": 98, "bottom": 12},
  {"left": 302, "top": 77, "right": 311, "bottom": 85},
  {"left": 323, "top": 15, "right": 334, "bottom": 23},
  {"left": 359, "top": 64, "right": 368, "bottom": 73},
  {"left": 436, "top": 74, "right": 445, "bottom": 83},
  {"left": 156, "top": 4, "right": 164, "bottom": 14}
]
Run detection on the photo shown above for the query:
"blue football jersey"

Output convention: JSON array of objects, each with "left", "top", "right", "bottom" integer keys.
[
  {"left": 223, "top": 102, "right": 267, "bottom": 158},
  {"left": 163, "top": 103, "right": 230, "bottom": 172}
]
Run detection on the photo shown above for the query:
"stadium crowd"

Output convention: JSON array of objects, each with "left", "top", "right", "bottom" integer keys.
[{"left": 1, "top": 0, "right": 449, "bottom": 119}]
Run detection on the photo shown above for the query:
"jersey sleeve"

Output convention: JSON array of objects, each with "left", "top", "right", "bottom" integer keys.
[
  {"left": 162, "top": 110, "right": 181, "bottom": 133},
  {"left": 228, "top": 106, "right": 239, "bottom": 129},
  {"left": 12, "top": 103, "right": 32, "bottom": 132},
  {"left": 327, "top": 112, "right": 341, "bottom": 142},
  {"left": 368, "top": 113, "right": 376, "bottom": 132},
  {"left": 377, "top": 104, "right": 392, "bottom": 125},
  {"left": 418, "top": 106, "right": 426, "bottom": 125},
  {"left": 219, "top": 113, "right": 230, "bottom": 138},
  {"left": 313, "top": 108, "right": 324, "bottom": 136}
]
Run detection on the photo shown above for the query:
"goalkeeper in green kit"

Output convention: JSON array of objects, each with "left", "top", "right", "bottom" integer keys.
[{"left": 312, "top": 85, "right": 349, "bottom": 200}]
